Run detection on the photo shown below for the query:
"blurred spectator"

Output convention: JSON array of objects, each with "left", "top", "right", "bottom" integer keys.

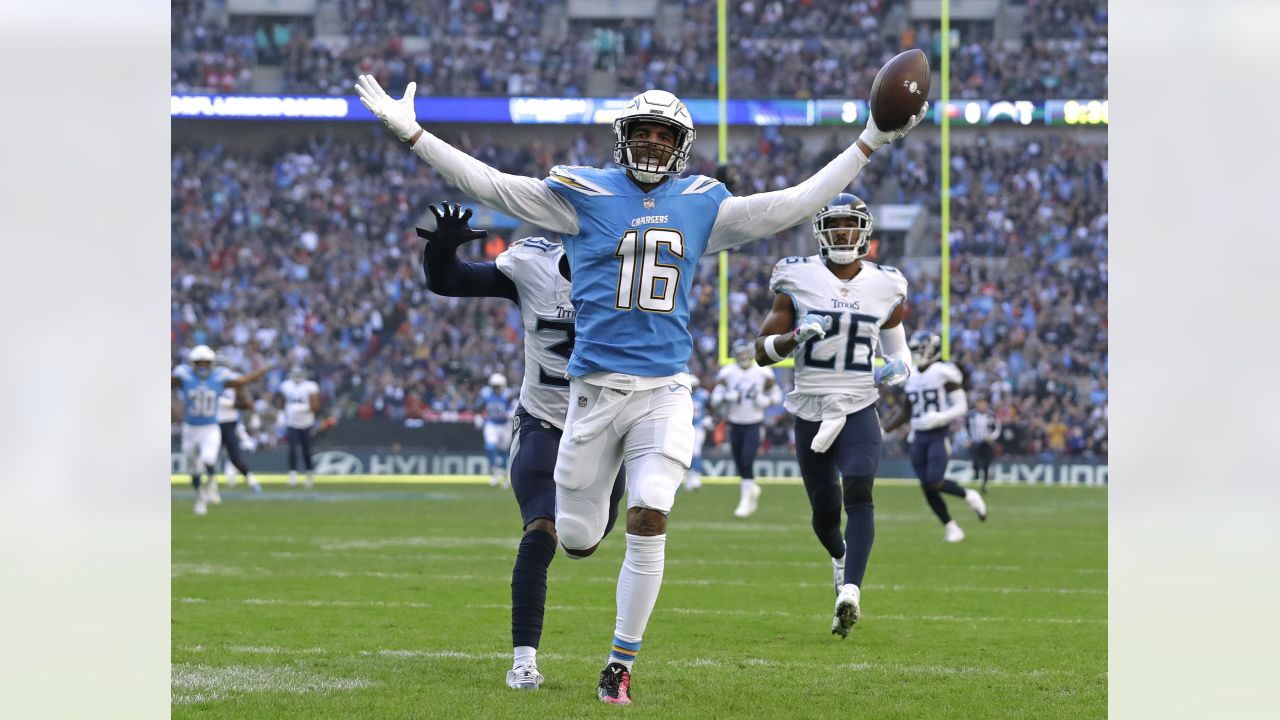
[{"left": 173, "top": 0, "right": 1106, "bottom": 100}]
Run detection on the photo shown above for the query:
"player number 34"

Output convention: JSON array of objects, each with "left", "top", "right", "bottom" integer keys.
[{"left": 614, "top": 228, "right": 684, "bottom": 313}]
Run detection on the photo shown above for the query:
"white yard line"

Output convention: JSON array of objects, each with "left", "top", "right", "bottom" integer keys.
[
  {"left": 175, "top": 597, "right": 1102, "bottom": 625},
  {"left": 171, "top": 663, "right": 375, "bottom": 705},
  {"left": 173, "top": 646, "right": 1097, "bottom": 683}
]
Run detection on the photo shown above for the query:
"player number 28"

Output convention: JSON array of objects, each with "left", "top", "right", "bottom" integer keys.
[{"left": 614, "top": 228, "right": 684, "bottom": 313}]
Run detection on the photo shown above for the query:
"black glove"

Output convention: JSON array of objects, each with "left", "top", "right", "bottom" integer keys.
[
  {"left": 715, "top": 164, "right": 742, "bottom": 195},
  {"left": 416, "top": 201, "right": 488, "bottom": 252}
]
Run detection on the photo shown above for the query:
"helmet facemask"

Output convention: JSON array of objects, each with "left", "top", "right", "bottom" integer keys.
[
  {"left": 909, "top": 332, "right": 942, "bottom": 367},
  {"left": 814, "top": 207, "right": 873, "bottom": 265},
  {"left": 614, "top": 117, "right": 693, "bottom": 183}
]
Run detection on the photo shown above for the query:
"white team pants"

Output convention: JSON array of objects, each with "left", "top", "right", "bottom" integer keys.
[
  {"left": 483, "top": 420, "right": 513, "bottom": 451},
  {"left": 182, "top": 423, "right": 221, "bottom": 471},
  {"left": 554, "top": 379, "right": 694, "bottom": 550}
]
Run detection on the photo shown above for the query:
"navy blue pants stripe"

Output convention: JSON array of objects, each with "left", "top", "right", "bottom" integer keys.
[
  {"left": 219, "top": 421, "right": 251, "bottom": 474},
  {"left": 728, "top": 422, "right": 762, "bottom": 480},
  {"left": 287, "top": 426, "right": 313, "bottom": 471}
]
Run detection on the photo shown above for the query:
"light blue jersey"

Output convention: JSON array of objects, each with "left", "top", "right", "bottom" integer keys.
[
  {"left": 174, "top": 365, "right": 234, "bottom": 426},
  {"left": 691, "top": 387, "right": 710, "bottom": 428},
  {"left": 544, "top": 166, "right": 730, "bottom": 377},
  {"left": 478, "top": 386, "right": 515, "bottom": 424}
]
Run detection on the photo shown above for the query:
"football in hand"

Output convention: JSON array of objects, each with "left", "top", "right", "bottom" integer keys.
[{"left": 869, "top": 49, "right": 931, "bottom": 131}]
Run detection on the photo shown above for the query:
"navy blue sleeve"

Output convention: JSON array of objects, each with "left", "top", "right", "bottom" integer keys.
[{"left": 423, "top": 245, "right": 519, "bottom": 303}]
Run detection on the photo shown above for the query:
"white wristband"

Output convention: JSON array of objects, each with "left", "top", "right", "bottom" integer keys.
[{"left": 763, "top": 334, "right": 787, "bottom": 363}]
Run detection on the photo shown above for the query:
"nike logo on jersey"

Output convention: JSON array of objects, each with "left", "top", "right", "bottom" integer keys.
[
  {"left": 667, "top": 384, "right": 682, "bottom": 392},
  {"left": 832, "top": 298, "right": 861, "bottom": 310}
]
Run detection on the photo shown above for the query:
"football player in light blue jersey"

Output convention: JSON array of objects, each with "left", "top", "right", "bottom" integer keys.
[
  {"left": 357, "top": 75, "right": 926, "bottom": 704},
  {"left": 682, "top": 376, "right": 712, "bottom": 492},
  {"left": 172, "top": 346, "right": 270, "bottom": 515},
  {"left": 477, "top": 373, "right": 517, "bottom": 488}
]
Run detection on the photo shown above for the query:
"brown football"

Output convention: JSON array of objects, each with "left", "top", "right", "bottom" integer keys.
[{"left": 869, "top": 48, "right": 931, "bottom": 131}]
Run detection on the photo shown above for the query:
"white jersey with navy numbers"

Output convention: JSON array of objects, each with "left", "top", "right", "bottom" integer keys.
[
  {"left": 544, "top": 165, "right": 730, "bottom": 378},
  {"left": 495, "top": 237, "right": 577, "bottom": 428},
  {"left": 279, "top": 378, "right": 320, "bottom": 429},
  {"left": 715, "top": 364, "right": 776, "bottom": 425},
  {"left": 174, "top": 364, "right": 236, "bottom": 427},
  {"left": 769, "top": 256, "right": 908, "bottom": 422},
  {"left": 904, "top": 362, "right": 965, "bottom": 431},
  {"left": 216, "top": 384, "right": 240, "bottom": 424}
]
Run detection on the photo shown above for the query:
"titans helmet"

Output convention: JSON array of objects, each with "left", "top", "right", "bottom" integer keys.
[
  {"left": 813, "top": 193, "right": 873, "bottom": 265},
  {"left": 908, "top": 331, "right": 942, "bottom": 366},
  {"left": 732, "top": 339, "right": 754, "bottom": 368},
  {"left": 612, "top": 90, "right": 695, "bottom": 183}
]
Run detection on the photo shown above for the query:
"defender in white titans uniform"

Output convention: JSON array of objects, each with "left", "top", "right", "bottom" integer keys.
[
  {"left": 216, "top": 375, "right": 261, "bottom": 493},
  {"left": 885, "top": 333, "right": 988, "bottom": 542},
  {"left": 279, "top": 367, "right": 321, "bottom": 489},
  {"left": 712, "top": 341, "right": 782, "bottom": 517},
  {"left": 756, "top": 194, "right": 913, "bottom": 637},
  {"left": 420, "top": 203, "right": 626, "bottom": 690}
]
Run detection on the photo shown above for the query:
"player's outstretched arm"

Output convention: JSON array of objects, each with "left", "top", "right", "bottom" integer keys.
[
  {"left": 354, "top": 75, "right": 579, "bottom": 235},
  {"left": 418, "top": 202, "right": 519, "bottom": 303},
  {"left": 708, "top": 103, "right": 927, "bottom": 253},
  {"left": 226, "top": 364, "right": 271, "bottom": 389},
  {"left": 755, "top": 294, "right": 832, "bottom": 366}
]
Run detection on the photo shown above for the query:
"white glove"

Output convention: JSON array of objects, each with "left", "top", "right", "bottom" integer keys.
[
  {"left": 754, "top": 392, "right": 772, "bottom": 408},
  {"left": 919, "top": 411, "right": 946, "bottom": 427},
  {"left": 724, "top": 390, "right": 741, "bottom": 403},
  {"left": 877, "top": 357, "right": 911, "bottom": 387},
  {"left": 794, "top": 313, "right": 833, "bottom": 344},
  {"left": 858, "top": 101, "right": 929, "bottom": 152},
  {"left": 354, "top": 74, "right": 421, "bottom": 142}
]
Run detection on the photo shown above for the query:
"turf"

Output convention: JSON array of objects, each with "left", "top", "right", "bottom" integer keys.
[{"left": 172, "top": 478, "right": 1106, "bottom": 719}]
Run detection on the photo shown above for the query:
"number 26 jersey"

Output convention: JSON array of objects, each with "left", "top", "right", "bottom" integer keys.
[{"left": 769, "top": 256, "right": 907, "bottom": 421}]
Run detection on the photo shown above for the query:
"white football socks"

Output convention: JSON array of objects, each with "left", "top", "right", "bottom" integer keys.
[
  {"left": 513, "top": 645, "right": 536, "bottom": 668},
  {"left": 611, "top": 533, "right": 666, "bottom": 670}
]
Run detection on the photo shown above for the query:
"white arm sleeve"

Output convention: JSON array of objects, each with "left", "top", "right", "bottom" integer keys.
[
  {"left": 878, "top": 324, "right": 912, "bottom": 365},
  {"left": 936, "top": 389, "right": 969, "bottom": 424},
  {"left": 707, "top": 144, "right": 870, "bottom": 252},
  {"left": 410, "top": 131, "right": 579, "bottom": 235}
]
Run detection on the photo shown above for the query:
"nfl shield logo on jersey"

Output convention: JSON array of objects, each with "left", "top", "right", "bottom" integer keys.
[
  {"left": 578, "top": 395, "right": 588, "bottom": 407},
  {"left": 643, "top": 197, "right": 655, "bottom": 209}
]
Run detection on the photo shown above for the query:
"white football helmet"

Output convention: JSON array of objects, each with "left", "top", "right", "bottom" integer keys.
[
  {"left": 189, "top": 345, "right": 216, "bottom": 376},
  {"left": 813, "top": 193, "right": 873, "bottom": 265},
  {"left": 488, "top": 373, "right": 507, "bottom": 389},
  {"left": 732, "top": 339, "right": 754, "bottom": 369},
  {"left": 612, "top": 90, "right": 695, "bottom": 183}
]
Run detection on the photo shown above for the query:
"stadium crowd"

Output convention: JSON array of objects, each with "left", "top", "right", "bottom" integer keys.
[
  {"left": 172, "top": 124, "right": 1106, "bottom": 460},
  {"left": 172, "top": 0, "right": 1107, "bottom": 101}
]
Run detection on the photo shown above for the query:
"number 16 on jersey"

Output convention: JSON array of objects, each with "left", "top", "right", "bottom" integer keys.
[{"left": 614, "top": 228, "right": 684, "bottom": 313}]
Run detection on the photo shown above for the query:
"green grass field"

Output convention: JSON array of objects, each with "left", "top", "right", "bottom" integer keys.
[{"left": 172, "top": 478, "right": 1106, "bottom": 719}]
